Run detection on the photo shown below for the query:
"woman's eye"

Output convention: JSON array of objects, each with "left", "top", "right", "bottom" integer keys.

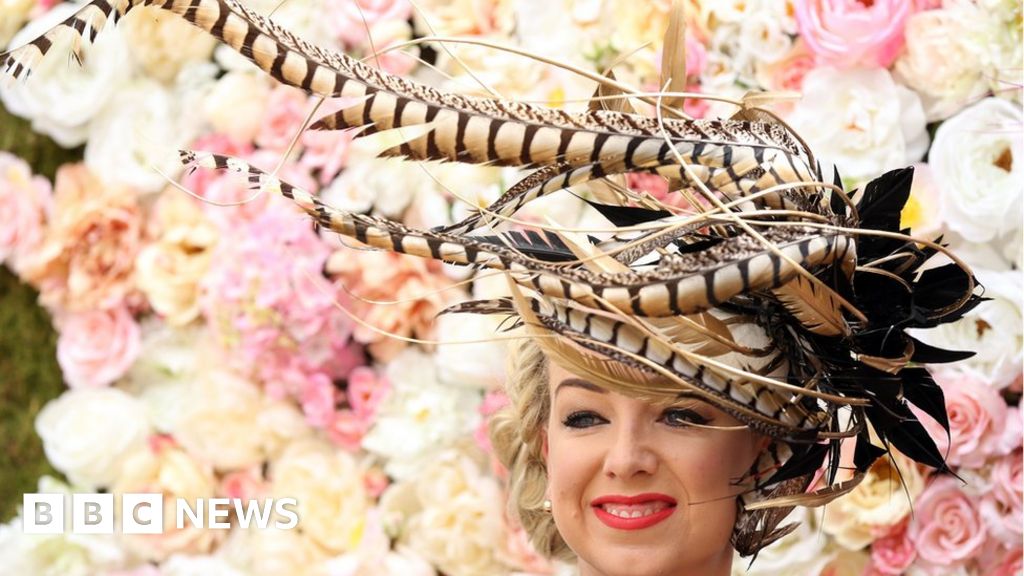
[
  {"left": 562, "top": 411, "right": 606, "bottom": 428},
  {"left": 661, "top": 408, "right": 710, "bottom": 427}
]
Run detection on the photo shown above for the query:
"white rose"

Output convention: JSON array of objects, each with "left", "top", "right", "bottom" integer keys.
[
  {"left": 270, "top": 438, "right": 368, "bottom": 553},
  {"left": 173, "top": 368, "right": 311, "bottom": 472},
  {"left": 35, "top": 388, "right": 151, "bottom": 490},
  {"left": 739, "top": 12, "right": 793, "bottom": 65},
  {"left": 821, "top": 451, "right": 925, "bottom": 549},
  {"left": 362, "top": 348, "right": 481, "bottom": 480},
  {"left": 730, "top": 508, "right": 831, "bottom": 576},
  {"left": 0, "top": 2, "right": 131, "bottom": 147},
  {"left": 385, "top": 450, "right": 509, "bottom": 576},
  {"left": 202, "top": 72, "right": 270, "bottom": 142},
  {"left": 893, "top": 9, "right": 989, "bottom": 121},
  {"left": 956, "top": 0, "right": 1023, "bottom": 101},
  {"left": 910, "top": 268, "right": 1023, "bottom": 390},
  {"left": 439, "top": 43, "right": 547, "bottom": 100},
  {"left": 160, "top": 553, "right": 248, "bottom": 576},
  {"left": 434, "top": 313, "right": 508, "bottom": 389},
  {"left": 319, "top": 510, "right": 437, "bottom": 576},
  {"left": 929, "top": 97, "right": 1022, "bottom": 243},
  {"left": 86, "top": 79, "right": 197, "bottom": 194},
  {"left": 0, "top": 477, "right": 127, "bottom": 576},
  {"left": 786, "top": 67, "right": 928, "bottom": 183},
  {"left": 321, "top": 157, "right": 425, "bottom": 218},
  {"left": 218, "top": 526, "right": 330, "bottom": 576},
  {"left": 113, "top": 439, "right": 220, "bottom": 562}
]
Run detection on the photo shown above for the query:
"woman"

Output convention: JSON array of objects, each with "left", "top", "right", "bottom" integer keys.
[{"left": 3, "top": 1, "right": 982, "bottom": 574}]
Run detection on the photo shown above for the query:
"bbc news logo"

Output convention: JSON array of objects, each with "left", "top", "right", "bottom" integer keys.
[{"left": 23, "top": 493, "right": 299, "bottom": 534}]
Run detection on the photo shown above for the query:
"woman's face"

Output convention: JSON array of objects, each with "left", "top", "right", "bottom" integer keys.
[{"left": 542, "top": 361, "right": 768, "bottom": 576}]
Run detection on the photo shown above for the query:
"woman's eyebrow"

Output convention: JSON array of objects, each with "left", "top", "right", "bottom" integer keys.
[{"left": 555, "top": 378, "right": 607, "bottom": 397}]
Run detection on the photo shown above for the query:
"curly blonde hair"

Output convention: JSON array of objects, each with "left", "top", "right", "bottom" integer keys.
[{"left": 488, "top": 338, "right": 576, "bottom": 560}]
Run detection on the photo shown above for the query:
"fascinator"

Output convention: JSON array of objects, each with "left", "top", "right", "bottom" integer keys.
[{"left": 2, "top": 0, "right": 984, "bottom": 555}]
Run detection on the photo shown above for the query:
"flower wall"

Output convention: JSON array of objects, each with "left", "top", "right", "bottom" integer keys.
[{"left": 0, "top": 0, "right": 1021, "bottom": 575}]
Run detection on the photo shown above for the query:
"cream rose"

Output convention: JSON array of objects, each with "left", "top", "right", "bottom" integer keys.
[
  {"left": 56, "top": 305, "right": 141, "bottom": 389},
  {"left": 0, "top": 2, "right": 131, "bottom": 147},
  {"left": 35, "top": 388, "right": 151, "bottom": 490},
  {"left": 172, "top": 368, "right": 311, "bottom": 472},
  {"left": 217, "top": 525, "right": 330, "bottom": 576},
  {"left": 159, "top": 553, "right": 247, "bottom": 576},
  {"left": 822, "top": 450, "right": 926, "bottom": 550},
  {"left": 0, "top": 0, "right": 33, "bottom": 49},
  {"left": 270, "top": 438, "right": 369, "bottom": 554},
  {"left": 122, "top": 5, "right": 217, "bottom": 84},
  {"left": 202, "top": 72, "right": 271, "bottom": 143},
  {"left": 136, "top": 192, "right": 218, "bottom": 326},
  {"left": 113, "top": 437, "right": 220, "bottom": 562},
  {"left": 929, "top": 97, "right": 1022, "bottom": 243},
  {"left": 893, "top": 9, "right": 989, "bottom": 121},
  {"left": 411, "top": 0, "right": 516, "bottom": 37},
  {"left": 383, "top": 450, "right": 509, "bottom": 576},
  {"left": 786, "top": 67, "right": 928, "bottom": 183}
]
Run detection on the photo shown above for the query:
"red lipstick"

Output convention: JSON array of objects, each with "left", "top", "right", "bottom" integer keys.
[{"left": 591, "top": 493, "right": 677, "bottom": 531}]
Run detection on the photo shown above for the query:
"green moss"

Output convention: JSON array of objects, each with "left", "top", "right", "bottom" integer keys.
[
  {"left": 0, "top": 100, "right": 79, "bottom": 522},
  {"left": 0, "top": 268, "right": 63, "bottom": 523}
]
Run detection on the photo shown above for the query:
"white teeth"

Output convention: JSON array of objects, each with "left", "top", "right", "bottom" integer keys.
[{"left": 601, "top": 503, "right": 667, "bottom": 518}]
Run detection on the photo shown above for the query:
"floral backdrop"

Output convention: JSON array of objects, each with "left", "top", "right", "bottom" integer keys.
[{"left": 0, "top": 0, "right": 1021, "bottom": 575}]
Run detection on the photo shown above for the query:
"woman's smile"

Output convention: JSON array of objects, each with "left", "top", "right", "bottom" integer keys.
[{"left": 591, "top": 493, "right": 677, "bottom": 530}]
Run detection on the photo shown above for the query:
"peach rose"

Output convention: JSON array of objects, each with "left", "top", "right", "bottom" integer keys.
[
  {"left": 0, "top": 152, "right": 51, "bottom": 275},
  {"left": 20, "top": 163, "right": 142, "bottom": 312},
  {"left": 326, "top": 249, "right": 463, "bottom": 362},
  {"left": 255, "top": 85, "right": 309, "bottom": 152},
  {"left": 908, "top": 477, "right": 986, "bottom": 568},
  {"left": 56, "top": 305, "right": 141, "bottom": 389},
  {"left": 795, "top": 0, "right": 912, "bottom": 68}
]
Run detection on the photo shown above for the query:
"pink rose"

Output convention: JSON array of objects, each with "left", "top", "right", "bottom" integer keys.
[
  {"left": 980, "top": 449, "right": 1023, "bottom": 545},
  {"left": 795, "top": 0, "right": 912, "bottom": 68},
  {"left": 218, "top": 468, "right": 267, "bottom": 501},
  {"left": 908, "top": 477, "right": 986, "bottom": 568},
  {"left": 300, "top": 129, "right": 353, "bottom": 186},
  {"left": 56, "top": 305, "right": 141, "bottom": 389},
  {"left": 0, "top": 152, "right": 51, "bottom": 275},
  {"left": 299, "top": 372, "right": 339, "bottom": 428},
  {"left": 325, "top": 0, "right": 412, "bottom": 46},
  {"left": 474, "top": 390, "right": 509, "bottom": 454},
  {"left": 346, "top": 366, "right": 390, "bottom": 419},
  {"left": 869, "top": 517, "right": 916, "bottom": 575},
  {"left": 256, "top": 85, "right": 310, "bottom": 152},
  {"left": 919, "top": 371, "right": 1013, "bottom": 468},
  {"left": 326, "top": 408, "right": 369, "bottom": 451},
  {"left": 19, "top": 164, "right": 143, "bottom": 312}
]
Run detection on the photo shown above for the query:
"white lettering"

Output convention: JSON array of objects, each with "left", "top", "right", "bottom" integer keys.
[
  {"left": 275, "top": 498, "right": 299, "bottom": 530},
  {"left": 176, "top": 498, "right": 204, "bottom": 529},
  {"left": 234, "top": 498, "right": 274, "bottom": 529},
  {"left": 207, "top": 498, "right": 232, "bottom": 529}
]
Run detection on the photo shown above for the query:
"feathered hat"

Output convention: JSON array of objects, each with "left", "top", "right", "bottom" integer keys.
[{"left": 2, "top": 0, "right": 984, "bottom": 555}]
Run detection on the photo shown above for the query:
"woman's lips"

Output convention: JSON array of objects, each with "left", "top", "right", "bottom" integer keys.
[{"left": 591, "top": 493, "right": 677, "bottom": 530}]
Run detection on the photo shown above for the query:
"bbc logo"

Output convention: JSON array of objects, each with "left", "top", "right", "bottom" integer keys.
[
  {"left": 23, "top": 493, "right": 163, "bottom": 535},
  {"left": 23, "top": 493, "right": 299, "bottom": 534}
]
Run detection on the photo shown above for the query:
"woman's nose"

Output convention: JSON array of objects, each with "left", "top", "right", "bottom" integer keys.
[{"left": 602, "top": 421, "right": 659, "bottom": 478}]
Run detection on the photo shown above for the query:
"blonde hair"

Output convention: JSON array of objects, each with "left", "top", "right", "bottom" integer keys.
[{"left": 488, "top": 338, "right": 576, "bottom": 560}]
